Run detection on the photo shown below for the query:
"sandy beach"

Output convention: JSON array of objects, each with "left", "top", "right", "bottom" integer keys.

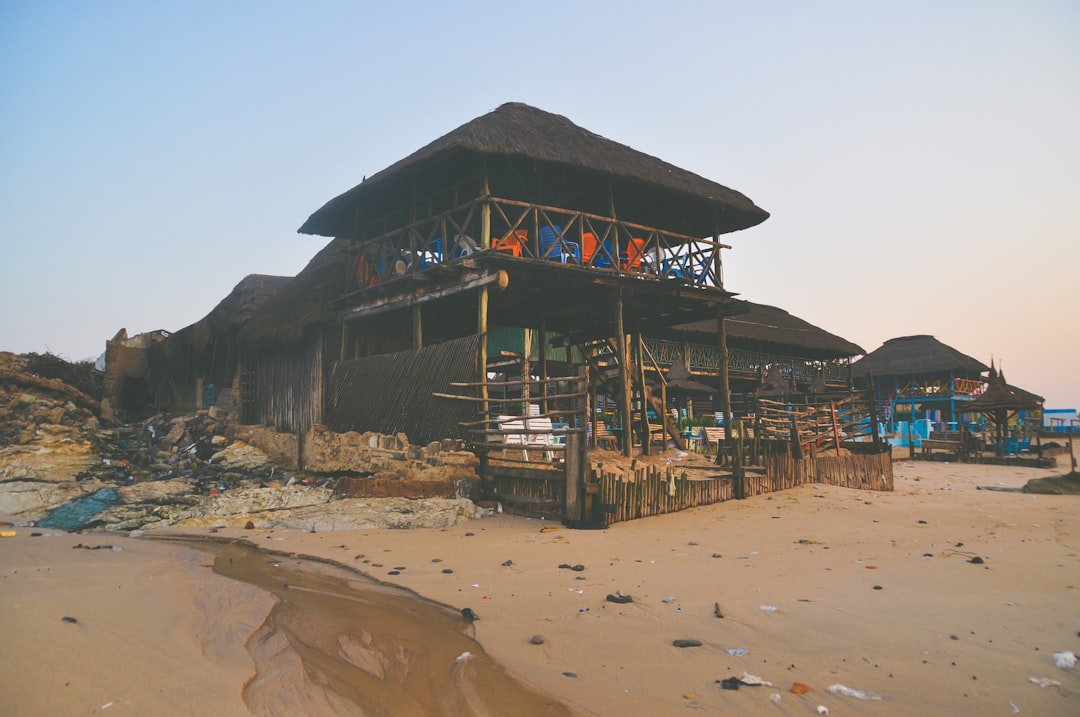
[{"left": 3, "top": 459, "right": 1078, "bottom": 716}]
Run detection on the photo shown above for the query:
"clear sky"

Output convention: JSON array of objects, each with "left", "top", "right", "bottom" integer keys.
[{"left": 2, "top": 1, "right": 1077, "bottom": 409}]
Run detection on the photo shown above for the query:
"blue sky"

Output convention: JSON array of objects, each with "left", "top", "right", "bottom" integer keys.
[{"left": 2, "top": 1, "right": 1078, "bottom": 409}]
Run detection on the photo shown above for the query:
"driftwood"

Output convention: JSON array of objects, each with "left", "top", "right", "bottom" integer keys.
[{"left": 0, "top": 367, "right": 101, "bottom": 416}]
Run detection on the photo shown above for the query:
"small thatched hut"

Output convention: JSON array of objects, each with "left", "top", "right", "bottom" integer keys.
[{"left": 852, "top": 335, "right": 989, "bottom": 427}]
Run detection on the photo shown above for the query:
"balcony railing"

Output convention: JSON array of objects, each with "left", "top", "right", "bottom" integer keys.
[{"left": 345, "top": 196, "right": 730, "bottom": 295}]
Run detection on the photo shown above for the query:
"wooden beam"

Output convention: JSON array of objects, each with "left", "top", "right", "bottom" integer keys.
[{"left": 342, "top": 270, "right": 504, "bottom": 321}]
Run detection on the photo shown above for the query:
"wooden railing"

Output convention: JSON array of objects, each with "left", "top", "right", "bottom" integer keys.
[{"left": 343, "top": 195, "right": 730, "bottom": 293}]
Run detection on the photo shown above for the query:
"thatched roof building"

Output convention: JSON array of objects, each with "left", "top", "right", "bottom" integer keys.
[
  {"left": 173, "top": 274, "right": 291, "bottom": 351},
  {"left": 152, "top": 273, "right": 290, "bottom": 410},
  {"left": 665, "top": 302, "right": 864, "bottom": 360},
  {"left": 299, "top": 102, "right": 769, "bottom": 241},
  {"left": 852, "top": 335, "right": 987, "bottom": 380},
  {"left": 237, "top": 240, "right": 349, "bottom": 348}
]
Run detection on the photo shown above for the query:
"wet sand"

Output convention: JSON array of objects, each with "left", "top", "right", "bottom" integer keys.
[
  {"left": 185, "top": 539, "right": 575, "bottom": 716},
  {"left": 3, "top": 459, "right": 1079, "bottom": 716}
]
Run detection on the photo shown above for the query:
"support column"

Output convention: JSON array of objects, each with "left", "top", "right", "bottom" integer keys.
[
  {"left": 634, "top": 332, "right": 650, "bottom": 456},
  {"left": 615, "top": 288, "right": 632, "bottom": 457},
  {"left": 716, "top": 298, "right": 733, "bottom": 464},
  {"left": 412, "top": 306, "right": 423, "bottom": 349},
  {"left": 539, "top": 318, "right": 549, "bottom": 416}
]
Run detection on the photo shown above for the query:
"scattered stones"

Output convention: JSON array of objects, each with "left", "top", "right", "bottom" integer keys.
[
  {"left": 562, "top": 672, "right": 577, "bottom": 678},
  {"left": 441, "top": 568, "right": 454, "bottom": 574},
  {"left": 968, "top": 556, "right": 985, "bottom": 564},
  {"left": 873, "top": 585, "right": 883, "bottom": 590},
  {"left": 62, "top": 616, "right": 78, "bottom": 623},
  {"left": 570, "top": 564, "right": 585, "bottom": 572},
  {"left": 501, "top": 559, "right": 513, "bottom": 567},
  {"left": 244, "top": 520, "right": 255, "bottom": 529},
  {"left": 606, "top": 593, "right": 633, "bottom": 604},
  {"left": 461, "top": 607, "right": 478, "bottom": 623},
  {"left": 673, "top": 639, "right": 702, "bottom": 648},
  {"left": 530, "top": 634, "right": 546, "bottom": 645},
  {"left": 714, "top": 603, "right": 724, "bottom": 618}
]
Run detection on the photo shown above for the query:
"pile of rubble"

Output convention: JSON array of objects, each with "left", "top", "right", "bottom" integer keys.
[{"left": 1, "top": 351, "right": 485, "bottom": 532}]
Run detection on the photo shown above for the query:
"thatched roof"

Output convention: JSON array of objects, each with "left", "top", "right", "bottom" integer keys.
[
  {"left": 852, "top": 335, "right": 988, "bottom": 379},
  {"left": 963, "top": 366, "right": 1042, "bottom": 414},
  {"left": 665, "top": 302, "right": 864, "bottom": 359},
  {"left": 171, "top": 274, "right": 291, "bottom": 352},
  {"left": 299, "top": 102, "right": 768, "bottom": 240},
  {"left": 237, "top": 240, "right": 350, "bottom": 347}
]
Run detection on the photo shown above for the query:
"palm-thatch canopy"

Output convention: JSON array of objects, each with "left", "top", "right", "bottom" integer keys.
[
  {"left": 963, "top": 366, "right": 1043, "bottom": 414},
  {"left": 662, "top": 301, "right": 864, "bottom": 360},
  {"left": 170, "top": 274, "right": 291, "bottom": 352},
  {"left": 237, "top": 239, "right": 350, "bottom": 348},
  {"left": 852, "top": 335, "right": 988, "bottom": 379},
  {"left": 299, "top": 102, "right": 769, "bottom": 240}
]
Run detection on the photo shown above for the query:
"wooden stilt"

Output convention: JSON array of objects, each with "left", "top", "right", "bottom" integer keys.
[
  {"left": 716, "top": 299, "right": 733, "bottom": 465},
  {"left": 615, "top": 288, "right": 632, "bottom": 457}
]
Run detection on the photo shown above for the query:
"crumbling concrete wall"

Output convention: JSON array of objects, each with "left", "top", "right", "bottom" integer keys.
[{"left": 230, "top": 423, "right": 480, "bottom": 499}]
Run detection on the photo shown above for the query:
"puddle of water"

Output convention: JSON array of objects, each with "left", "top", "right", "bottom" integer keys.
[
  {"left": 38, "top": 487, "right": 119, "bottom": 531},
  {"left": 182, "top": 539, "right": 577, "bottom": 717}
]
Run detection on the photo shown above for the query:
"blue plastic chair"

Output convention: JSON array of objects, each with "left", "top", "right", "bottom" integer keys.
[{"left": 540, "top": 225, "right": 580, "bottom": 263}]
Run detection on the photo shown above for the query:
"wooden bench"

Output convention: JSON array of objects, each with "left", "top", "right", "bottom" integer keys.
[
  {"left": 921, "top": 438, "right": 961, "bottom": 456},
  {"left": 699, "top": 426, "right": 726, "bottom": 454}
]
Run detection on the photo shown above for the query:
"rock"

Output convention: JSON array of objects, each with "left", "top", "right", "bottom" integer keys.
[
  {"left": 606, "top": 593, "right": 633, "bottom": 604},
  {"left": 461, "top": 608, "right": 478, "bottom": 622},
  {"left": 530, "top": 634, "right": 546, "bottom": 645},
  {"left": 210, "top": 441, "right": 270, "bottom": 470},
  {"left": 673, "top": 639, "right": 702, "bottom": 648}
]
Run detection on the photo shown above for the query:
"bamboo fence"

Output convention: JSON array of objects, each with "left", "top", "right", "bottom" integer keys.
[{"left": 596, "top": 451, "right": 892, "bottom": 525}]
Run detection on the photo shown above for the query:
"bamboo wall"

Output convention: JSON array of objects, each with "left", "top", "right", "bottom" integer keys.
[
  {"left": 325, "top": 334, "right": 480, "bottom": 445},
  {"left": 597, "top": 451, "right": 892, "bottom": 525},
  {"left": 244, "top": 336, "right": 324, "bottom": 433}
]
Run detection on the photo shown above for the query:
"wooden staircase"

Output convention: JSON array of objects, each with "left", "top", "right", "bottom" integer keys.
[{"left": 581, "top": 338, "right": 683, "bottom": 453}]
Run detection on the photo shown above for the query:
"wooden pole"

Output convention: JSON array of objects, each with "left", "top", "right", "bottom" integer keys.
[
  {"left": 866, "top": 371, "right": 881, "bottom": 451},
  {"left": 615, "top": 288, "right": 632, "bottom": 457},
  {"left": 716, "top": 298, "right": 733, "bottom": 463},
  {"left": 635, "top": 332, "right": 651, "bottom": 456},
  {"left": 830, "top": 401, "right": 842, "bottom": 456},
  {"left": 539, "top": 317, "right": 549, "bottom": 416},
  {"left": 412, "top": 305, "right": 423, "bottom": 349}
]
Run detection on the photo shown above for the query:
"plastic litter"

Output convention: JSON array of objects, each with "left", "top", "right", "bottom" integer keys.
[
  {"left": 827, "top": 683, "right": 882, "bottom": 700},
  {"left": 1010, "top": 702, "right": 1020, "bottom": 714},
  {"left": 662, "top": 596, "right": 677, "bottom": 604},
  {"left": 737, "top": 672, "right": 773, "bottom": 687},
  {"left": 1052, "top": 651, "right": 1076, "bottom": 669},
  {"left": 769, "top": 693, "right": 782, "bottom": 704},
  {"left": 1029, "top": 677, "right": 1061, "bottom": 688},
  {"left": 455, "top": 651, "right": 473, "bottom": 662},
  {"left": 760, "top": 605, "right": 779, "bottom": 612},
  {"left": 816, "top": 707, "right": 829, "bottom": 716},
  {"left": 726, "top": 648, "right": 747, "bottom": 656}
]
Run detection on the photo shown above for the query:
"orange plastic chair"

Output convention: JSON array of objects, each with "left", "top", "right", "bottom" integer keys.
[
  {"left": 581, "top": 232, "right": 615, "bottom": 267},
  {"left": 580, "top": 232, "right": 598, "bottom": 263},
  {"left": 494, "top": 229, "right": 525, "bottom": 257},
  {"left": 622, "top": 238, "right": 646, "bottom": 271}
]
